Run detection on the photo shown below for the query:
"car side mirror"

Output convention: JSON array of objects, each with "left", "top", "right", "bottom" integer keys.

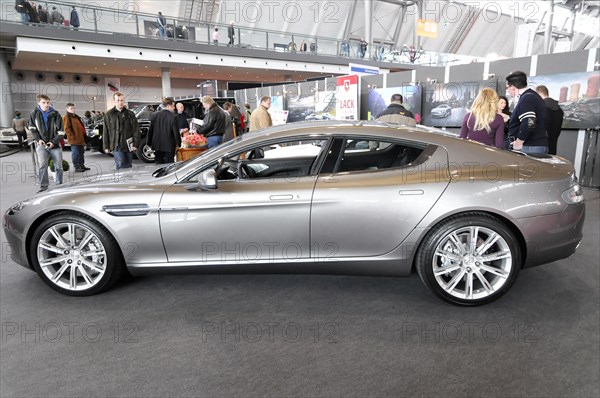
[
  {"left": 198, "top": 169, "right": 218, "bottom": 190},
  {"left": 185, "top": 169, "right": 218, "bottom": 191}
]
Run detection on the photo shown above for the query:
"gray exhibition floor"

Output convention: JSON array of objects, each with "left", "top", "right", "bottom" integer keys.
[{"left": 1, "top": 146, "right": 599, "bottom": 397}]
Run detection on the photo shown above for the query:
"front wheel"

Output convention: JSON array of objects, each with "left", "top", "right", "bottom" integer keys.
[
  {"left": 30, "top": 213, "right": 126, "bottom": 296},
  {"left": 136, "top": 137, "right": 155, "bottom": 163},
  {"left": 416, "top": 213, "right": 521, "bottom": 306}
]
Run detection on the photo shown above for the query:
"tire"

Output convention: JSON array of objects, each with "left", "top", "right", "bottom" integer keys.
[
  {"left": 136, "top": 137, "right": 155, "bottom": 163},
  {"left": 30, "top": 213, "right": 126, "bottom": 296},
  {"left": 416, "top": 213, "right": 521, "bottom": 306}
]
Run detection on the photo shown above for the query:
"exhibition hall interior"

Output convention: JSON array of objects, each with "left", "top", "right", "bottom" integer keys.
[{"left": 1, "top": 0, "right": 599, "bottom": 397}]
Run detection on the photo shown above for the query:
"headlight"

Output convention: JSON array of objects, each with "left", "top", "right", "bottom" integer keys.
[
  {"left": 7, "top": 201, "right": 29, "bottom": 215},
  {"left": 562, "top": 183, "right": 584, "bottom": 204}
]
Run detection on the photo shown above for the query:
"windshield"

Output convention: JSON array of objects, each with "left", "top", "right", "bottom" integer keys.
[{"left": 130, "top": 105, "right": 145, "bottom": 116}]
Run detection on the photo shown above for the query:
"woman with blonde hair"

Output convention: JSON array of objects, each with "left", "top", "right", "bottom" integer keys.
[{"left": 460, "top": 87, "right": 505, "bottom": 148}]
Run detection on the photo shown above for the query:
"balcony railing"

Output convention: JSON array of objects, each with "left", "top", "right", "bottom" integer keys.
[{"left": 1, "top": 0, "right": 478, "bottom": 67}]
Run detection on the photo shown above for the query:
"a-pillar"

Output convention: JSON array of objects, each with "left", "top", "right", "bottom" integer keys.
[
  {"left": 0, "top": 52, "right": 15, "bottom": 128},
  {"left": 161, "top": 67, "right": 172, "bottom": 98}
]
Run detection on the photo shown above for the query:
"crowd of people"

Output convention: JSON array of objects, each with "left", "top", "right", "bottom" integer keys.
[
  {"left": 15, "top": 0, "right": 80, "bottom": 29},
  {"left": 13, "top": 69, "right": 564, "bottom": 194},
  {"left": 14, "top": 2, "right": 414, "bottom": 60},
  {"left": 458, "top": 71, "right": 563, "bottom": 155}
]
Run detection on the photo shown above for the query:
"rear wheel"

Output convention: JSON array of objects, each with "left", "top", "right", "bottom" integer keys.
[
  {"left": 30, "top": 213, "right": 126, "bottom": 296},
  {"left": 416, "top": 213, "right": 521, "bottom": 306},
  {"left": 136, "top": 137, "right": 155, "bottom": 163}
]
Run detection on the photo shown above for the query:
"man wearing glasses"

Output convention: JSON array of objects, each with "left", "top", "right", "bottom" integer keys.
[{"left": 505, "top": 71, "right": 548, "bottom": 154}]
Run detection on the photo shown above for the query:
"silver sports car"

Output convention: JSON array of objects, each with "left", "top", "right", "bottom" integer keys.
[{"left": 3, "top": 121, "right": 585, "bottom": 305}]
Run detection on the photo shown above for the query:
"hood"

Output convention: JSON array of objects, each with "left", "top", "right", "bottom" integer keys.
[
  {"left": 48, "top": 167, "right": 164, "bottom": 192},
  {"left": 544, "top": 98, "right": 561, "bottom": 111}
]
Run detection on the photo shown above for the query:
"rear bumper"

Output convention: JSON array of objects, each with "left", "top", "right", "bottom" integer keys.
[{"left": 518, "top": 203, "right": 585, "bottom": 268}]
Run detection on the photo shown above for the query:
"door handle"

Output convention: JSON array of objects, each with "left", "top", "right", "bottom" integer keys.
[
  {"left": 398, "top": 190, "right": 424, "bottom": 195},
  {"left": 270, "top": 194, "right": 294, "bottom": 201}
]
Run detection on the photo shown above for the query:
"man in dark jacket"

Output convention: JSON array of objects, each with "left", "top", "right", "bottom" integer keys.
[
  {"left": 227, "top": 21, "right": 235, "bottom": 46},
  {"left": 103, "top": 91, "right": 140, "bottom": 169},
  {"left": 29, "top": 94, "right": 65, "bottom": 192},
  {"left": 175, "top": 103, "right": 190, "bottom": 132},
  {"left": 148, "top": 98, "right": 181, "bottom": 164},
  {"left": 37, "top": 5, "right": 49, "bottom": 24},
  {"left": 197, "top": 96, "right": 227, "bottom": 148},
  {"left": 376, "top": 94, "right": 416, "bottom": 126},
  {"left": 506, "top": 71, "right": 547, "bottom": 154},
  {"left": 70, "top": 6, "right": 80, "bottom": 30},
  {"left": 536, "top": 85, "right": 564, "bottom": 155}
]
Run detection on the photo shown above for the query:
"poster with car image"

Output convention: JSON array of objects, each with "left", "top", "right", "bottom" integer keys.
[
  {"left": 312, "top": 80, "right": 337, "bottom": 121},
  {"left": 285, "top": 82, "right": 316, "bottom": 123},
  {"left": 517, "top": 72, "right": 599, "bottom": 129},
  {"left": 367, "top": 84, "right": 423, "bottom": 123},
  {"left": 421, "top": 80, "right": 498, "bottom": 127}
]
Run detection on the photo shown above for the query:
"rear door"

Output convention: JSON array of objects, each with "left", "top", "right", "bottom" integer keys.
[{"left": 310, "top": 136, "right": 450, "bottom": 258}]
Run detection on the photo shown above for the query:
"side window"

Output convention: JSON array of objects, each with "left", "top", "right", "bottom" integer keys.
[
  {"left": 323, "top": 137, "right": 424, "bottom": 173},
  {"left": 214, "top": 138, "right": 327, "bottom": 181}
]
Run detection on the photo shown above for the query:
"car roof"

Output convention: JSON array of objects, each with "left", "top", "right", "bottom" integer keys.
[{"left": 236, "top": 120, "right": 460, "bottom": 146}]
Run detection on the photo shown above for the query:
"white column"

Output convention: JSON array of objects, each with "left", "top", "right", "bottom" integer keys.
[
  {"left": 0, "top": 52, "right": 15, "bottom": 128},
  {"left": 161, "top": 67, "right": 172, "bottom": 98},
  {"left": 364, "top": 0, "right": 373, "bottom": 60}
]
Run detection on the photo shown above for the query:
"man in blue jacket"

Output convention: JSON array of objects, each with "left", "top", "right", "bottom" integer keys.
[
  {"left": 29, "top": 94, "right": 65, "bottom": 193},
  {"left": 70, "top": 6, "right": 80, "bottom": 30},
  {"left": 506, "top": 71, "right": 548, "bottom": 154}
]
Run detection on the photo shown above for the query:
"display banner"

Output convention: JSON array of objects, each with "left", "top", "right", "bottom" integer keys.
[
  {"left": 104, "top": 78, "right": 120, "bottom": 110},
  {"left": 335, "top": 75, "right": 359, "bottom": 121},
  {"left": 417, "top": 19, "right": 438, "bottom": 38},
  {"left": 349, "top": 63, "right": 379, "bottom": 76}
]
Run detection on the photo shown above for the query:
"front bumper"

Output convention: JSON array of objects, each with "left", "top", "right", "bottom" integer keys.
[{"left": 2, "top": 211, "right": 31, "bottom": 270}]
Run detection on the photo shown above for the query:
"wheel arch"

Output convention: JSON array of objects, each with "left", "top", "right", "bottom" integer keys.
[
  {"left": 25, "top": 209, "right": 126, "bottom": 268},
  {"left": 410, "top": 210, "right": 527, "bottom": 272}
]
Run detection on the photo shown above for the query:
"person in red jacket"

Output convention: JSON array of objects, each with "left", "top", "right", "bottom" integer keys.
[{"left": 63, "top": 103, "right": 90, "bottom": 172}]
